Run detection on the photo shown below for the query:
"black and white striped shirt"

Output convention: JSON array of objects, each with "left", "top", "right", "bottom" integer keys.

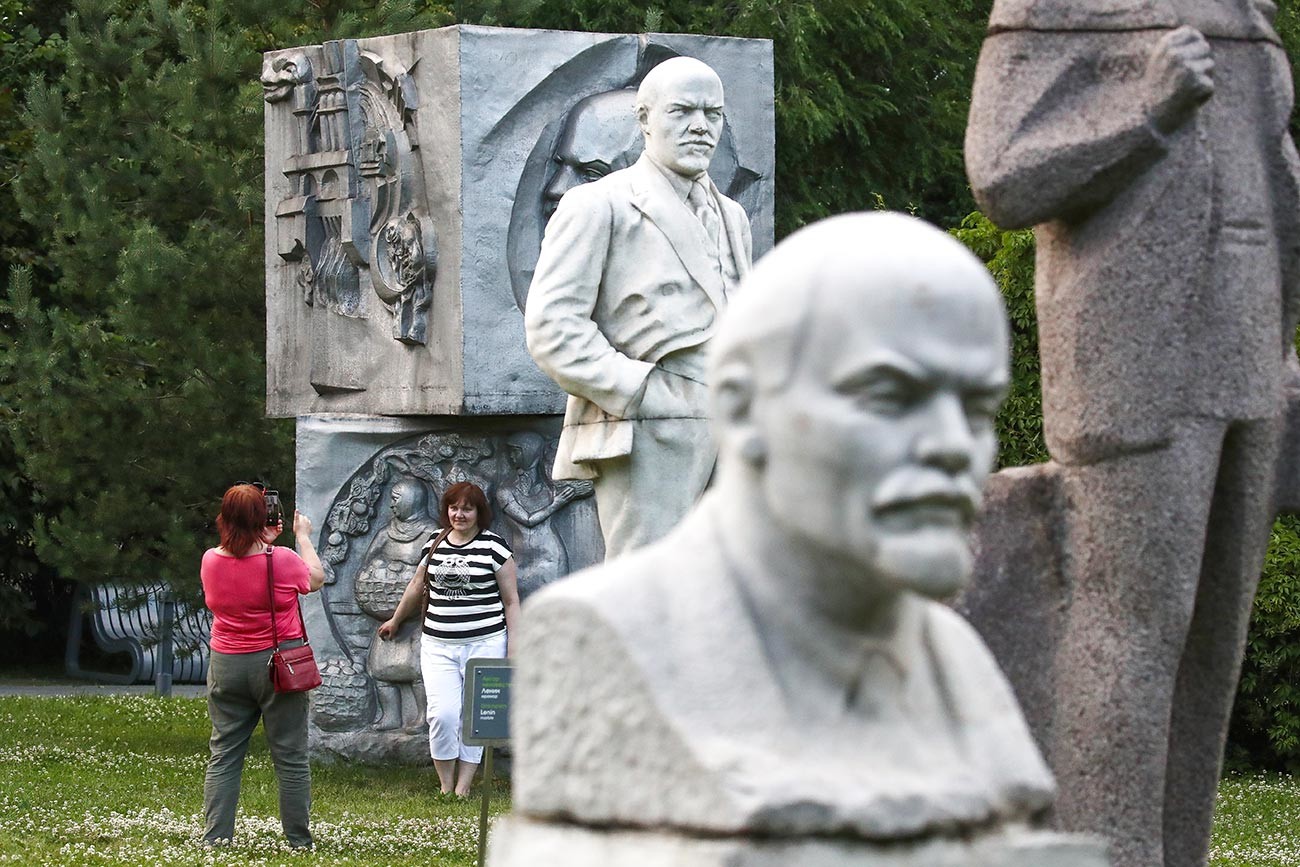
[{"left": 420, "top": 528, "right": 512, "bottom": 643}]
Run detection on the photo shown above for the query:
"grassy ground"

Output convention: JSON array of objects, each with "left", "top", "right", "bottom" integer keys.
[
  {"left": 0, "top": 695, "right": 502, "bottom": 865},
  {"left": 1210, "top": 772, "right": 1300, "bottom": 866},
  {"left": 0, "top": 694, "right": 1297, "bottom": 865}
]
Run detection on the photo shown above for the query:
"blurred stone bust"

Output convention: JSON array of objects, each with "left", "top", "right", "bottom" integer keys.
[{"left": 500, "top": 214, "right": 1105, "bottom": 865}]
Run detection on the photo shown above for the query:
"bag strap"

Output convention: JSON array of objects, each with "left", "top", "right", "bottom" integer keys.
[
  {"left": 265, "top": 548, "right": 282, "bottom": 650},
  {"left": 265, "top": 547, "right": 311, "bottom": 652},
  {"left": 420, "top": 528, "right": 452, "bottom": 592}
]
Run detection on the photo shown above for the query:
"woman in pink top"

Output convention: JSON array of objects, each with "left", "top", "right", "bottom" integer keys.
[{"left": 199, "top": 483, "right": 324, "bottom": 848}]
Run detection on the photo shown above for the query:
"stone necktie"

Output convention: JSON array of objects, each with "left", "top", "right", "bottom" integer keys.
[{"left": 687, "top": 180, "right": 722, "bottom": 250}]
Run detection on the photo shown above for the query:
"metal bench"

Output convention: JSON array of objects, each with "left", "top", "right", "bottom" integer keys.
[{"left": 65, "top": 582, "right": 212, "bottom": 685}]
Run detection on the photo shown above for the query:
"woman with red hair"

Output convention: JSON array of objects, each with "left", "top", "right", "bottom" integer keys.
[
  {"left": 200, "top": 483, "right": 325, "bottom": 848},
  {"left": 379, "top": 481, "right": 521, "bottom": 796}
]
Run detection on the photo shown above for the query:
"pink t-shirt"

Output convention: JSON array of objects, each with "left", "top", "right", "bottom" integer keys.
[{"left": 202, "top": 546, "right": 311, "bottom": 654}]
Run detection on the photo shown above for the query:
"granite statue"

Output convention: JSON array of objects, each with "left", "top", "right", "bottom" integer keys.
[
  {"left": 525, "top": 56, "right": 754, "bottom": 558},
  {"left": 965, "top": 2, "right": 1300, "bottom": 864},
  {"left": 493, "top": 213, "right": 1108, "bottom": 865}
]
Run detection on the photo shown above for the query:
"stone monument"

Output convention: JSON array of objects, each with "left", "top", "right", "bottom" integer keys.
[
  {"left": 525, "top": 56, "right": 754, "bottom": 558},
  {"left": 964, "top": 2, "right": 1300, "bottom": 865},
  {"left": 261, "top": 26, "right": 775, "bottom": 762},
  {"left": 490, "top": 213, "right": 1109, "bottom": 866}
]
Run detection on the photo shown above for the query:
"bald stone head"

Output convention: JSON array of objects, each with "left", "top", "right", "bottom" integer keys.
[
  {"left": 711, "top": 212, "right": 1010, "bottom": 599},
  {"left": 543, "top": 89, "right": 644, "bottom": 218},
  {"left": 635, "top": 56, "right": 725, "bottom": 179}
]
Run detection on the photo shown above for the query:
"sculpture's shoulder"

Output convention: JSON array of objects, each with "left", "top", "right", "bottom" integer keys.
[
  {"left": 988, "top": 0, "right": 1179, "bottom": 33},
  {"left": 523, "top": 533, "right": 682, "bottom": 646},
  {"left": 546, "top": 165, "right": 639, "bottom": 230},
  {"left": 922, "top": 600, "right": 1019, "bottom": 696},
  {"left": 921, "top": 598, "right": 1058, "bottom": 805}
]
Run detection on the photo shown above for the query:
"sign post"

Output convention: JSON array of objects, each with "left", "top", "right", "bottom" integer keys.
[{"left": 462, "top": 658, "right": 512, "bottom": 867}]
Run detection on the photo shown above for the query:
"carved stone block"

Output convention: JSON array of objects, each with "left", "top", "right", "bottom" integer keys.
[
  {"left": 264, "top": 26, "right": 775, "bottom": 417},
  {"left": 294, "top": 414, "right": 601, "bottom": 763}
]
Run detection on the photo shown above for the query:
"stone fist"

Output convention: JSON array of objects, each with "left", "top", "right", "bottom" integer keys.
[{"left": 1146, "top": 26, "right": 1215, "bottom": 134}]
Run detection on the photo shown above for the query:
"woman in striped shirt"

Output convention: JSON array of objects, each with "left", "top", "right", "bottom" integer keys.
[{"left": 379, "top": 481, "right": 521, "bottom": 796}]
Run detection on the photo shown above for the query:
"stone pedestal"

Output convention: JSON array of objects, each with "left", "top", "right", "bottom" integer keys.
[{"left": 489, "top": 818, "right": 1109, "bottom": 867}]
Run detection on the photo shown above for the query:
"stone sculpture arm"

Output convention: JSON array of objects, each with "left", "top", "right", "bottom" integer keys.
[
  {"left": 377, "top": 559, "right": 427, "bottom": 639},
  {"left": 525, "top": 183, "right": 655, "bottom": 418},
  {"left": 498, "top": 484, "right": 578, "bottom": 528},
  {"left": 966, "top": 26, "right": 1214, "bottom": 229}
]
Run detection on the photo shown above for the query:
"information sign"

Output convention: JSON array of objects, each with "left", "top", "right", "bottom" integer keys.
[{"left": 462, "top": 658, "right": 512, "bottom": 746}]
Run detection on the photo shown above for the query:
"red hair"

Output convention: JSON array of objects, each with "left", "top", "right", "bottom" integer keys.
[
  {"left": 217, "top": 484, "right": 267, "bottom": 556},
  {"left": 440, "top": 481, "right": 491, "bottom": 530}
]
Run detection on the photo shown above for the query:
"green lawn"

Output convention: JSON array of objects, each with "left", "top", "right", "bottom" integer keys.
[
  {"left": 0, "top": 695, "right": 1296, "bottom": 865},
  {"left": 0, "top": 695, "right": 501, "bottom": 865},
  {"left": 1210, "top": 772, "right": 1300, "bottom": 866}
]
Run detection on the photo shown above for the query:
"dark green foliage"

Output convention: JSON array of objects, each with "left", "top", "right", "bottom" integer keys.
[
  {"left": 952, "top": 213, "right": 1046, "bottom": 468},
  {"left": 1229, "top": 514, "right": 1300, "bottom": 772}
]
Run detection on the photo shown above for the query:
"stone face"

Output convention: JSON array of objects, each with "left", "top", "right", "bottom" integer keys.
[
  {"left": 965, "top": 2, "right": 1300, "bottom": 864},
  {"left": 294, "top": 414, "right": 601, "bottom": 763},
  {"left": 264, "top": 26, "right": 775, "bottom": 418},
  {"left": 494, "top": 213, "right": 1108, "bottom": 864},
  {"left": 524, "top": 56, "right": 755, "bottom": 558}
]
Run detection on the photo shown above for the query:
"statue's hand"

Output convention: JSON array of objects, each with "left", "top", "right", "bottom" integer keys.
[
  {"left": 635, "top": 368, "right": 681, "bottom": 420},
  {"left": 293, "top": 509, "right": 314, "bottom": 539},
  {"left": 1146, "top": 26, "right": 1215, "bottom": 134}
]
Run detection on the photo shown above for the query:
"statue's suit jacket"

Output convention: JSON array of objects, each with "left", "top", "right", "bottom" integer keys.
[
  {"left": 525, "top": 154, "right": 752, "bottom": 480},
  {"left": 967, "top": 0, "right": 1300, "bottom": 463},
  {"left": 511, "top": 496, "right": 1056, "bottom": 839}
]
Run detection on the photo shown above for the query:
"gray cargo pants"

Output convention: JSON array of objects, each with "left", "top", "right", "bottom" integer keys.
[{"left": 203, "top": 641, "right": 312, "bottom": 848}]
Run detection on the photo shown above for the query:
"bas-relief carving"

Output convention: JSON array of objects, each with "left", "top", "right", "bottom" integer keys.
[
  {"left": 964, "top": 2, "right": 1300, "bottom": 865},
  {"left": 492, "top": 213, "right": 1108, "bottom": 866},
  {"left": 496, "top": 432, "right": 594, "bottom": 597},
  {"left": 308, "top": 427, "right": 594, "bottom": 756},
  {"left": 262, "top": 37, "right": 437, "bottom": 395}
]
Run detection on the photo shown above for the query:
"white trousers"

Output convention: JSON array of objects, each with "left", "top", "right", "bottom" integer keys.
[{"left": 420, "top": 631, "right": 507, "bottom": 763}]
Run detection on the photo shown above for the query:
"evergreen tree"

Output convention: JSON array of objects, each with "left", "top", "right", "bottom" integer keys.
[
  {"left": 1, "top": 0, "right": 70, "bottom": 652},
  {"left": 4, "top": 0, "right": 451, "bottom": 604}
]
